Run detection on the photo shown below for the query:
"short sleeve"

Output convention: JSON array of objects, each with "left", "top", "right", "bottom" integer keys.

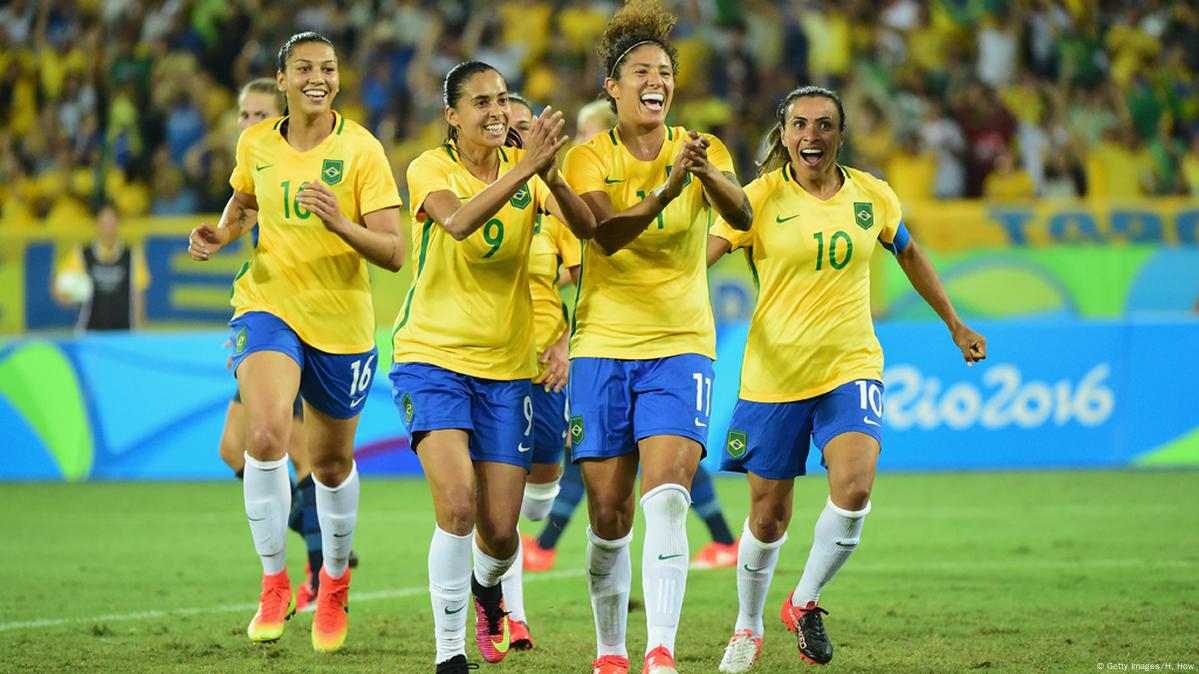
[
  {"left": 563, "top": 144, "right": 606, "bottom": 196},
  {"left": 356, "top": 138, "right": 403, "bottom": 216},
  {"left": 531, "top": 173, "right": 553, "bottom": 215},
  {"left": 876, "top": 180, "right": 903, "bottom": 245},
  {"left": 553, "top": 217, "right": 582, "bottom": 268},
  {"left": 406, "top": 151, "right": 453, "bottom": 220},
  {"left": 702, "top": 134, "right": 736, "bottom": 178},
  {"left": 229, "top": 128, "right": 255, "bottom": 195}
]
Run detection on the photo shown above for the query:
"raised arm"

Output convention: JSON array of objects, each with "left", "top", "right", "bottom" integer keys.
[
  {"left": 188, "top": 190, "right": 259, "bottom": 261},
  {"left": 680, "top": 132, "right": 752, "bottom": 231}
]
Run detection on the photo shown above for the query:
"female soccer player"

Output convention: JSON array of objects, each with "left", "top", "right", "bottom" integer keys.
[
  {"left": 708, "top": 86, "right": 986, "bottom": 671},
  {"left": 562, "top": 2, "right": 752, "bottom": 672},
  {"left": 492, "top": 93, "right": 582, "bottom": 652},
  {"left": 389, "top": 62, "right": 594, "bottom": 673},
  {"left": 188, "top": 32, "right": 404, "bottom": 653}
]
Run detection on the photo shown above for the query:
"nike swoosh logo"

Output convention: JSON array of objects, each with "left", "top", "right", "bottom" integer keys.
[
  {"left": 255, "top": 163, "right": 272, "bottom": 171},
  {"left": 247, "top": 515, "right": 267, "bottom": 522},
  {"left": 694, "top": 417, "right": 707, "bottom": 428},
  {"left": 863, "top": 417, "right": 881, "bottom": 427},
  {"left": 491, "top": 618, "right": 511, "bottom": 652},
  {"left": 333, "top": 530, "right": 353, "bottom": 538},
  {"left": 588, "top": 571, "right": 611, "bottom": 577},
  {"left": 657, "top": 553, "right": 685, "bottom": 561},
  {"left": 834, "top": 541, "right": 855, "bottom": 548},
  {"left": 603, "top": 176, "right": 626, "bottom": 184},
  {"left": 444, "top": 604, "right": 465, "bottom": 614},
  {"left": 743, "top": 564, "right": 768, "bottom": 572},
  {"left": 517, "top": 443, "right": 531, "bottom": 453},
  {"left": 350, "top": 396, "right": 366, "bottom": 407},
  {"left": 776, "top": 213, "right": 800, "bottom": 223}
]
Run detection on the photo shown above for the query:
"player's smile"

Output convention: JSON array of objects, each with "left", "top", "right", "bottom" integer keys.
[
  {"left": 280, "top": 41, "right": 339, "bottom": 116},
  {"left": 609, "top": 43, "right": 674, "bottom": 127},
  {"left": 783, "top": 97, "right": 842, "bottom": 178}
]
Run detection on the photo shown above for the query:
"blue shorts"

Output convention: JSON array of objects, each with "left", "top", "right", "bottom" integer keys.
[
  {"left": 720, "top": 379, "right": 884, "bottom": 480},
  {"left": 232, "top": 388, "right": 303, "bottom": 418},
  {"left": 531, "top": 385, "right": 568, "bottom": 466},
  {"left": 389, "top": 362, "right": 534, "bottom": 471},
  {"left": 229, "top": 311, "right": 377, "bottom": 420},
  {"left": 568, "top": 354, "right": 714, "bottom": 461}
]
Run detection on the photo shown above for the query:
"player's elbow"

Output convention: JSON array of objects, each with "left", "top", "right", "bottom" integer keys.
[{"left": 727, "top": 199, "right": 753, "bottom": 231}]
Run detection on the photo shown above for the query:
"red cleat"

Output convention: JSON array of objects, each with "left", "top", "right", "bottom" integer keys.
[{"left": 521, "top": 532, "right": 557, "bottom": 572}]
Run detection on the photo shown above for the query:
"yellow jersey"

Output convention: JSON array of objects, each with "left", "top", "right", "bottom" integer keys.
[
  {"left": 711, "top": 164, "right": 906, "bottom": 402},
  {"left": 228, "top": 111, "right": 402, "bottom": 353},
  {"left": 393, "top": 143, "right": 551, "bottom": 380},
  {"left": 563, "top": 126, "right": 734, "bottom": 360},
  {"left": 529, "top": 214, "right": 581, "bottom": 356}
]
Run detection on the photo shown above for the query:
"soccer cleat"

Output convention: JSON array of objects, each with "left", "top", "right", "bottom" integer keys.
[
  {"left": 471, "top": 576, "right": 511, "bottom": 663},
  {"left": 312, "top": 566, "right": 350, "bottom": 652},
  {"left": 780, "top": 591, "right": 832, "bottom": 665},
  {"left": 246, "top": 569, "right": 296, "bottom": 642},
  {"left": 521, "top": 533, "right": 556, "bottom": 572},
  {"left": 509, "top": 619, "right": 534, "bottom": 650},
  {"left": 295, "top": 575, "right": 317, "bottom": 613},
  {"left": 642, "top": 645, "right": 678, "bottom": 673},
  {"left": 435, "top": 654, "right": 480, "bottom": 672},
  {"left": 592, "top": 655, "right": 630, "bottom": 674},
  {"left": 691, "top": 540, "right": 739, "bottom": 569},
  {"left": 718, "top": 628, "right": 763, "bottom": 672}
]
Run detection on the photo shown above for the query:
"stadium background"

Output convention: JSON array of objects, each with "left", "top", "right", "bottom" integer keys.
[{"left": 1, "top": 2, "right": 1197, "bottom": 672}]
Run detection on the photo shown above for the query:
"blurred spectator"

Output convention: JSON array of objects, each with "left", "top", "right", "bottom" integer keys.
[
  {"left": 1183, "top": 132, "right": 1199, "bottom": 196},
  {"left": 1085, "top": 125, "right": 1156, "bottom": 199},
  {"left": 53, "top": 202, "right": 150, "bottom": 332},
  {"left": 983, "top": 149, "right": 1036, "bottom": 201},
  {"left": 920, "top": 100, "right": 967, "bottom": 199}
]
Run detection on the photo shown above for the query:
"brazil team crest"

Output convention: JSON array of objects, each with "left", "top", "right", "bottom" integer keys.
[
  {"left": 235, "top": 327, "right": 247, "bottom": 354},
  {"left": 510, "top": 183, "right": 531, "bottom": 209},
  {"left": 854, "top": 202, "right": 874, "bottom": 230},
  {"left": 569, "top": 416, "right": 585, "bottom": 445},
  {"left": 401, "top": 393, "right": 414, "bottom": 426},
  {"left": 322, "top": 159, "right": 344, "bottom": 186},
  {"left": 726, "top": 430, "right": 748, "bottom": 459}
]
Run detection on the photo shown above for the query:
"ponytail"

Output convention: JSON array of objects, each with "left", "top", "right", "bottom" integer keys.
[{"left": 757, "top": 124, "right": 789, "bottom": 176}]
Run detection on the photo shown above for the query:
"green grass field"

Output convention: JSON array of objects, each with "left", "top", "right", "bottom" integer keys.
[{"left": 1, "top": 470, "right": 1197, "bottom": 673}]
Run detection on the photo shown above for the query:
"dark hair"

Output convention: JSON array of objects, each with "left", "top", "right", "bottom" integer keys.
[
  {"left": 442, "top": 61, "right": 522, "bottom": 148},
  {"left": 507, "top": 92, "right": 534, "bottom": 115},
  {"left": 276, "top": 32, "right": 335, "bottom": 72},
  {"left": 758, "top": 85, "right": 847, "bottom": 175},
  {"left": 597, "top": 0, "right": 679, "bottom": 112}
]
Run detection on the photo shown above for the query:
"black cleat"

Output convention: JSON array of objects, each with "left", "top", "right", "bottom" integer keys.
[
  {"left": 781, "top": 591, "right": 833, "bottom": 665},
  {"left": 348, "top": 549, "right": 360, "bottom": 568},
  {"left": 435, "top": 654, "right": 479, "bottom": 673}
]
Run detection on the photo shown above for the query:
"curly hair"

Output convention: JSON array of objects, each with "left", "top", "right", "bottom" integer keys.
[{"left": 597, "top": 0, "right": 679, "bottom": 81}]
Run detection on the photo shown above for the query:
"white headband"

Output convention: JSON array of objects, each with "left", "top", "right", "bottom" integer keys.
[{"left": 610, "top": 40, "right": 660, "bottom": 77}]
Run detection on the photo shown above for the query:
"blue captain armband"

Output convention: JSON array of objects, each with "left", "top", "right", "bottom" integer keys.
[{"left": 881, "top": 221, "right": 911, "bottom": 256}]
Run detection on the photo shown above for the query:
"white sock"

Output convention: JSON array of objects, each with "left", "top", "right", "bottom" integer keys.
[
  {"left": 640, "top": 483, "right": 691, "bottom": 656},
  {"left": 735, "top": 520, "right": 787, "bottom": 635},
  {"left": 587, "top": 526, "right": 632, "bottom": 658},
  {"left": 473, "top": 536, "right": 517, "bottom": 588},
  {"left": 243, "top": 452, "right": 291, "bottom": 575},
  {"left": 793, "top": 498, "right": 871, "bottom": 606},
  {"left": 521, "top": 478, "right": 561, "bottom": 521},
  {"left": 500, "top": 532, "right": 526, "bottom": 623},
  {"left": 430, "top": 526, "right": 473, "bottom": 664},
  {"left": 313, "top": 462, "right": 360, "bottom": 578}
]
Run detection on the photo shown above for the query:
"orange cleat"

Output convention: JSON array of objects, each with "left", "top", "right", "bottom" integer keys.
[
  {"left": 691, "top": 540, "right": 739, "bottom": 569},
  {"left": 521, "top": 532, "right": 557, "bottom": 572},
  {"left": 509, "top": 619, "right": 534, "bottom": 650},
  {"left": 311, "top": 566, "right": 350, "bottom": 652},
  {"left": 642, "top": 645, "right": 678, "bottom": 674},
  {"left": 295, "top": 564, "right": 317, "bottom": 613},
  {"left": 593, "top": 654, "right": 630, "bottom": 674},
  {"left": 246, "top": 569, "right": 295, "bottom": 642},
  {"left": 780, "top": 590, "right": 832, "bottom": 665}
]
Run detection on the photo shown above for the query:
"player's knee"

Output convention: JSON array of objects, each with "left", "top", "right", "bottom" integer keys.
[
  {"left": 246, "top": 424, "right": 287, "bottom": 461},
  {"left": 311, "top": 453, "right": 352, "bottom": 487},
  {"left": 749, "top": 500, "right": 791, "bottom": 542},
  {"left": 437, "top": 487, "right": 476, "bottom": 535},
  {"left": 833, "top": 479, "right": 873, "bottom": 512},
  {"left": 589, "top": 499, "right": 633, "bottom": 539}
]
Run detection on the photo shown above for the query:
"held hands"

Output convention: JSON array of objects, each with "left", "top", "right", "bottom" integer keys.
[
  {"left": 297, "top": 180, "right": 349, "bottom": 233},
  {"left": 952, "top": 323, "right": 988, "bottom": 366},
  {"left": 187, "top": 224, "right": 224, "bottom": 261},
  {"left": 533, "top": 335, "right": 570, "bottom": 393},
  {"left": 522, "top": 106, "right": 570, "bottom": 182},
  {"left": 679, "top": 130, "right": 719, "bottom": 182}
]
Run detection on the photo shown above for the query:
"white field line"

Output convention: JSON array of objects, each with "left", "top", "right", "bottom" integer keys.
[
  {"left": 0, "top": 568, "right": 586, "bottom": 633},
  {"left": 2, "top": 557, "right": 1196, "bottom": 633}
]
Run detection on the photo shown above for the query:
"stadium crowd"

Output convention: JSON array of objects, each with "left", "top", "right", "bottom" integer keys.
[{"left": 1, "top": 0, "right": 1197, "bottom": 230}]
